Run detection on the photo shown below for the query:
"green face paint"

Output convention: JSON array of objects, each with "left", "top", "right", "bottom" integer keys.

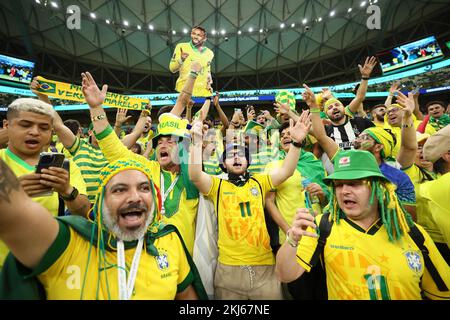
[{"left": 361, "top": 141, "right": 373, "bottom": 150}]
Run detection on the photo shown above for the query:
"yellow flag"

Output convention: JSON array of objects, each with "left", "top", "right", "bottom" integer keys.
[{"left": 36, "top": 76, "right": 150, "bottom": 110}]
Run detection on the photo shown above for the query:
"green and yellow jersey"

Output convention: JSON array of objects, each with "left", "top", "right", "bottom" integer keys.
[
  {"left": 169, "top": 42, "right": 214, "bottom": 97},
  {"left": 68, "top": 137, "right": 109, "bottom": 203},
  {"left": 296, "top": 214, "right": 450, "bottom": 300},
  {"left": 33, "top": 221, "right": 193, "bottom": 300},
  {"left": 0, "top": 148, "right": 87, "bottom": 267},
  {"left": 95, "top": 125, "right": 199, "bottom": 255},
  {"left": 204, "top": 174, "right": 275, "bottom": 266}
]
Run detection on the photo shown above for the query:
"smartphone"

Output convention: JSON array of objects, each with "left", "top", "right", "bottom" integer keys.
[
  {"left": 62, "top": 159, "right": 70, "bottom": 172},
  {"left": 234, "top": 108, "right": 241, "bottom": 114},
  {"left": 35, "top": 152, "right": 65, "bottom": 173}
]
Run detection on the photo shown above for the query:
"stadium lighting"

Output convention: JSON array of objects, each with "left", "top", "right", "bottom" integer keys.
[
  {"left": 280, "top": 23, "right": 285, "bottom": 28},
  {"left": 237, "top": 30, "right": 242, "bottom": 35},
  {"left": 347, "top": 8, "right": 353, "bottom": 13},
  {"left": 248, "top": 27, "right": 253, "bottom": 33},
  {"left": 90, "top": 12, "right": 96, "bottom": 19},
  {"left": 172, "top": 30, "right": 176, "bottom": 35},
  {"left": 35, "top": 0, "right": 41, "bottom": 4},
  {"left": 149, "top": 24, "right": 154, "bottom": 30},
  {"left": 137, "top": 25, "right": 141, "bottom": 30},
  {"left": 105, "top": 19, "right": 110, "bottom": 24},
  {"left": 360, "top": 1, "right": 367, "bottom": 6},
  {"left": 220, "top": 29, "right": 226, "bottom": 35},
  {"left": 318, "top": 17, "right": 323, "bottom": 22},
  {"left": 211, "top": 29, "right": 217, "bottom": 35},
  {"left": 302, "top": 18, "right": 308, "bottom": 25},
  {"left": 259, "top": 28, "right": 264, "bottom": 33},
  {"left": 183, "top": 28, "right": 188, "bottom": 34},
  {"left": 291, "top": 23, "right": 295, "bottom": 28},
  {"left": 123, "top": 20, "right": 129, "bottom": 27},
  {"left": 50, "top": 1, "right": 58, "bottom": 8},
  {"left": 330, "top": 10, "right": 336, "bottom": 17}
]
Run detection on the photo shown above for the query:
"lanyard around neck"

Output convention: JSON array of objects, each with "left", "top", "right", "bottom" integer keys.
[
  {"left": 117, "top": 237, "right": 144, "bottom": 300},
  {"left": 160, "top": 172, "right": 179, "bottom": 215}
]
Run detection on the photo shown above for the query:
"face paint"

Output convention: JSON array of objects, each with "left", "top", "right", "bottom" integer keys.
[{"left": 361, "top": 141, "right": 373, "bottom": 149}]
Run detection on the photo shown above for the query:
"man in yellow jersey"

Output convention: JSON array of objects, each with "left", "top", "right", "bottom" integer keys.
[
  {"left": 0, "top": 98, "right": 89, "bottom": 268},
  {"left": 368, "top": 104, "right": 387, "bottom": 127},
  {"left": 276, "top": 150, "right": 450, "bottom": 300},
  {"left": 0, "top": 158, "right": 206, "bottom": 300},
  {"left": 420, "top": 125, "right": 450, "bottom": 264},
  {"left": 170, "top": 26, "right": 214, "bottom": 97},
  {"left": 82, "top": 63, "right": 202, "bottom": 256},
  {"left": 30, "top": 77, "right": 109, "bottom": 204},
  {"left": 189, "top": 110, "right": 312, "bottom": 300}
]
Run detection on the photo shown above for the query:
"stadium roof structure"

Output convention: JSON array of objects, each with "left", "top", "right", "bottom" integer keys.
[{"left": 1, "top": 0, "right": 449, "bottom": 93}]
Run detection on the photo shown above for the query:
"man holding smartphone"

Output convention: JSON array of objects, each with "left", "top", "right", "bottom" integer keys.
[{"left": 0, "top": 98, "right": 90, "bottom": 268}]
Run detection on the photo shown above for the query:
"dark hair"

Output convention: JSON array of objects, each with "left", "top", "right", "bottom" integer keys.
[
  {"left": 220, "top": 144, "right": 251, "bottom": 173},
  {"left": 434, "top": 158, "right": 447, "bottom": 175},
  {"left": 278, "top": 121, "right": 290, "bottom": 134},
  {"left": 370, "top": 104, "right": 386, "bottom": 112},
  {"left": 63, "top": 119, "right": 81, "bottom": 135},
  {"left": 131, "top": 143, "right": 142, "bottom": 155},
  {"left": 192, "top": 26, "right": 207, "bottom": 36},
  {"left": 426, "top": 101, "right": 446, "bottom": 111},
  {"left": 157, "top": 106, "right": 173, "bottom": 119}
]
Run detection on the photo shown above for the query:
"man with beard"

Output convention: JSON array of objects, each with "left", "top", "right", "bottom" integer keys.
[
  {"left": 170, "top": 26, "right": 214, "bottom": 97},
  {"left": 189, "top": 110, "right": 312, "bottom": 299},
  {"left": 0, "top": 158, "right": 206, "bottom": 299},
  {"left": 83, "top": 63, "right": 202, "bottom": 256},
  {"left": 323, "top": 57, "right": 378, "bottom": 150},
  {"left": 303, "top": 84, "right": 417, "bottom": 219},
  {"left": 369, "top": 104, "right": 387, "bottom": 127}
]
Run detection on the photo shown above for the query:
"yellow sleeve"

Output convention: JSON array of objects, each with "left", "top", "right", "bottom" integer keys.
[
  {"left": 96, "top": 125, "right": 147, "bottom": 163},
  {"left": 204, "top": 176, "right": 221, "bottom": 199},
  {"left": 416, "top": 224, "right": 450, "bottom": 300},
  {"left": 295, "top": 214, "right": 322, "bottom": 272},
  {"left": 169, "top": 44, "right": 182, "bottom": 73},
  {"left": 69, "top": 160, "right": 87, "bottom": 196},
  {"left": 252, "top": 173, "right": 275, "bottom": 195}
]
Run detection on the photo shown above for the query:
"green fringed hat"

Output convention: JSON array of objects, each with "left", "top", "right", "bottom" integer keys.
[{"left": 324, "top": 150, "right": 387, "bottom": 183}]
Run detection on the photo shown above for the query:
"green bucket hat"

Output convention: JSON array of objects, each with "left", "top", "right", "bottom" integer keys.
[
  {"left": 152, "top": 113, "right": 190, "bottom": 148},
  {"left": 324, "top": 150, "right": 387, "bottom": 183}
]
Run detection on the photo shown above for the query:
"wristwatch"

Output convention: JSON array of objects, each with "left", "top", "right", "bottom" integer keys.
[
  {"left": 291, "top": 140, "right": 302, "bottom": 148},
  {"left": 60, "top": 187, "right": 79, "bottom": 201}
]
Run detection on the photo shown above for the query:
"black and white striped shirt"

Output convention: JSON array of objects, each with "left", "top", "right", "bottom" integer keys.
[{"left": 325, "top": 116, "right": 375, "bottom": 150}]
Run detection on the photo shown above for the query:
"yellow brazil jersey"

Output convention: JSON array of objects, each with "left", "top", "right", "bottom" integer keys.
[
  {"left": 0, "top": 148, "right": 87, "bottom": 267},
  {"left": 204, "top": 174, "right": 275, "bottom": 266},
  {"left": 385, "top": 119, "right": 435, "bottom": 159},
  {"left": 265, "top": 160, "right": 322, "bottom": 244},
  {"left": 34, "top": 221, "right": 193, "bottom": 300},
  {"left": 402, "top": 165, "right": 444, "bottom": 244},
  {"left": 418, "top": 173, "right": 450, "bottom": 248},
  {"left": 137, "top": 130, "right": 154, "bottom": 153},
  {"left": 96, "top": 126, "right": 199, "bottom": 255},
  {"left": 169, "top": 42, "right": 214, "bottom": 97},
  {"left": 296, "top": 215, "right": 450, "bottom": 300}
]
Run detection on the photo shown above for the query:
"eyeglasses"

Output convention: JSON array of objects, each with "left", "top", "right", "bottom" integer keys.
[{"left": 226, "top": 150, "right": 245, "bottom": 158}]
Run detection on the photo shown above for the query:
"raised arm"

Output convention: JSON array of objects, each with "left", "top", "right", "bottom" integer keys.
[
  {"left": 413, "top": 91, "right": 424, "bottom": 121},
  {"left": 396, "top": 91, "right": 418, "bottom": 169},
  {"left": 275, "top": 208, "right": 318, "bottom": 283},
  {"left": 30, "top": 77, "right": 76, "bottom": 148},
  {"left": 274, "top": 101, "right": 300, "bottom": 122},
  {"left": 347, "top": 56, "right": 378, "bottom": 114},
  {"left": 0, "top": 159, "right": 59, "bottom": 269},
  {"left": 121, "top": 110, "right": 151, "bottom": 149},
  {"left": 303, "top": 84, "right": 339, "bottom": 159},
  {"left": 198, "top": 97, "right": 212, "bottom": 122},
  {"left": 384, "top": 81, "right": 401, "bottom": 108},
  {"left": 170, "top": 61, "right": 202, "bottom": 117},
  {"left": 213, "top": 92, "right": 230, "bottom": 133},
  {"left": 169, "top": 44, "right": 188, "bottom": 74},
  {"left": 188, "top": 121, "right": 213, "bottom": 194},
  {"left": 270, "top": 111, "right": 311, "bottom": 187},
  {"left": 114, "top": 108, "right": 132, "bottom": 136}
]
